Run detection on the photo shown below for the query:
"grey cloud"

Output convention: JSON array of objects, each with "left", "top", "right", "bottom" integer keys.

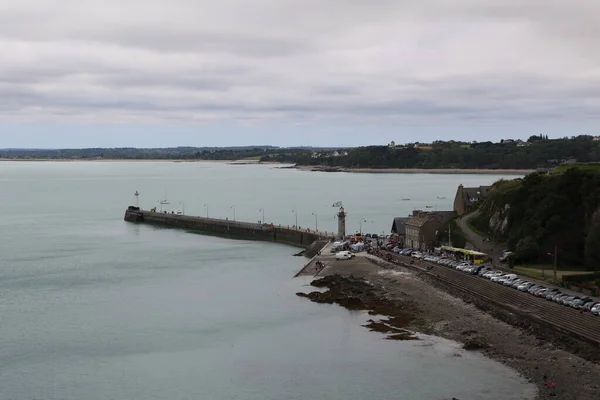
[
  {"left": 0, "top": 0, "right": 599, "bottom": 130},
  {"left": 90, "top": 28, "right": 314, "bottom": 57}
]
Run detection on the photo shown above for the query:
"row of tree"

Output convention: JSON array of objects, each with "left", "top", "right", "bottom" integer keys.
[
  {"left": 4, "top": 136, "right": 600, "bottom": 169},
  {"left": 260, "top": 135, "right": 600, "bottom": 169}
]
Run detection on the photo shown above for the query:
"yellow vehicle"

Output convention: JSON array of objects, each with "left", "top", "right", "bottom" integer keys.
[{"left": 440, "top": 246, "right": 488, "bottom": 264}]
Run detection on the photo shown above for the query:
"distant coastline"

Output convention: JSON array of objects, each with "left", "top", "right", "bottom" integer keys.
[
  {"left": 0, "top": 158, "right": 279, "bottom": 164},
  {"left": 296, "top": 166, "right": 533, "bottom": 175},
  {"left": 0, "top": 158, "right": 532, "bottom": 174}
]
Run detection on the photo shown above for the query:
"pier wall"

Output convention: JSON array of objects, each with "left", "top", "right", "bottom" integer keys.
[{"left": 124, "top": 207, "right": 332, "bottom": 248}]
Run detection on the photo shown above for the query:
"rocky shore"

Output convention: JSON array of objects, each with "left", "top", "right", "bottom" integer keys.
[{"left": 296, "top": 258, "right": 600, "bottom": 400}]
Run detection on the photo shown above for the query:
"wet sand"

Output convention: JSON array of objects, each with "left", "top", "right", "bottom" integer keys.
[{"left": 296, "top": 254, "right": 600, "bottom": 400}]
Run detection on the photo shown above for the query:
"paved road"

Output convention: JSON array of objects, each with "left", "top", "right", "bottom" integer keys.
[{"left": 457, "top": 211, "right": 506, "bottom": 266}]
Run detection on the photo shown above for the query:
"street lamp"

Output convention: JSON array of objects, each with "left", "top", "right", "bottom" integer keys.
[
  {"left": 179, "top": 201, "right": 185, "bottom": 215},
  {"left": 311, "top": 212, "right": 318, "bottom": 231},
  {"left": 359, "top": 218, "right": 373, "bottom": 235},
  {"left": 359, "top": 218, "right": 366, "bottom": 234},
  {"left": 547, "top": 247, "right": 558, "bottom": 282},
  {"left": 229, "top": 205, "right": 236, "bottom": 221},
  {"left": 204, "top": 203, "right": 209, "bottom": 218},
  {"left": 258, "top": 208, "right": 265, "bottom": 223},
  {"left": 292, "top": 208, "right": 298, "bottom": 228}
]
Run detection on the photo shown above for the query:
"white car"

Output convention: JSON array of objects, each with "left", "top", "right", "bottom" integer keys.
[{"left": 335, "top": 251, "right": 355, "bottom": 260}]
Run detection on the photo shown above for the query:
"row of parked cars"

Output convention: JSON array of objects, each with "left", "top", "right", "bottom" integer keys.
[
  {"left": 393, "top": 250, "right": 600, "bottom": 316},
  {"left": 483, "top": 271, "right": 600, "bottom": 315}
]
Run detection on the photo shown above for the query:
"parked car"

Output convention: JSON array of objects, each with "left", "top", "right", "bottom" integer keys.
[
  {"left": 551, "top": 293, "right": 567, "bottom": 302},
  {"left": 575, "top": 299, "right": 595, "bottom": 310},
  {"left": 559, "top": 295, "right": 577, "bottom": 305},
  {"left": 495, "top": 274, "right": 517, "bottom": 283},
  {"left": 570, "top": 297, "right": 591, "bottom": 309},
  {"left": 527, "top": 285, "right": 543, "bottom": 294},
  {"left": 335, "top": 251, "right": 355, "bottom": 260},
  {"left": 499, "top": 251, "right": 515, "bottom": 262},
  {"left": 583, "top": 301, "right": 599, "bottom": 312},
  {"left": 509, "top": 279, "right": 526, "bottom": 288},
  {"left": 512, "top": 279, "right": 528, "bottom": 288},
  {"left": 517, "top": 282, "right": 534, "bottom": 291},
  {"left": 591, "top": 303, "right": 600, "bottom": 316},
  {"left": 531, "top": 287, "right": 547, "bottom": 296},
  {"left": 503, "top": 277, "right": 520, "bottom": 286},
  {"left": 547, "top": 291, "right": 562, "bottom": 300},
  {"left": 538, "top": 288, "right": 556, "bottom": 297}
]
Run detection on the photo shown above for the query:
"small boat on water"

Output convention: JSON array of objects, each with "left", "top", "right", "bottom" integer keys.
[
  {"left": 437, "top": 196, "right": 446, "bottom": 199},
  {"left": 402, "top": 197, "right": 410, "bottom": 200}
]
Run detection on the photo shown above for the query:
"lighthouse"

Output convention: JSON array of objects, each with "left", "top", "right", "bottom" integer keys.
[{"left": 337, "top": 206, "right": 347, "bottom": 240}]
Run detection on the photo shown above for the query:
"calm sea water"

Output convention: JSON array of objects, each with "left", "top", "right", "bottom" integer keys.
[{"left": 0, "top": 162, "right": 534, "bottom": 400}]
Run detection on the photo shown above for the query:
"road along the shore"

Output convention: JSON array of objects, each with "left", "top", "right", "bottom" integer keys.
[{"left": 296, "top": 250, "right": 600, "bottom": 400}]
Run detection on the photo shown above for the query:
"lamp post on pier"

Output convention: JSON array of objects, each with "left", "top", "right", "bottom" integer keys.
[
  {"left": 204, "top": 204, "right": 209, "bottom": 218},
  {"left": 292, "top": 208, "right": 298, "bottom": 228},
  {"left": 258, "top": 208, "right": 265, "bottom": 224},
  {"left": 359, "top": 217, "right": 373, "bottom": 235},
  {"left": 311, "top": 212, "right": 318, "bottom": 231},
  {"left": 229, "top": 205, "right": 236, "bottom": 221}
]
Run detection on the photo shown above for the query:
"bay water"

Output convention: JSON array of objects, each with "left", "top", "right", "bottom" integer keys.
[{"left": 0, "top": 162, "right": 534, "bottom": 400}]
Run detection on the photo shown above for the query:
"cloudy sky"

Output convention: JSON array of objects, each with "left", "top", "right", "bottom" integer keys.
[{"left": 1, "top": 0, "right": 599, "bottom": 148}]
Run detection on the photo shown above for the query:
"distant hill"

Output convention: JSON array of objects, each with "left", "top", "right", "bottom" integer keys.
[
  {"left": 0, "top": 146, "right": 340, "bottom": 161},
  {"left": 3, "top": 136, "right": 600, "bottom": 169},
  {"left": 261, "top": 135, "right": 600, "bottom": 170}
]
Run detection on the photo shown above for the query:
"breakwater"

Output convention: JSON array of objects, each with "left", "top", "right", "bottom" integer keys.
[{"left": 124, "top": 207, "right": 334, "bottom": 248}]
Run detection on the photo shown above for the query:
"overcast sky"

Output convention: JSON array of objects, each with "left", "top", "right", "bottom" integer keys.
[{"left": 1, "top": 0, "right": 599, "bottom": 148}]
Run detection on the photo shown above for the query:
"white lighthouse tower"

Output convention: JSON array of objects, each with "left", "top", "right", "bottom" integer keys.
[{"left": 337, "top": 206, "right": 347, "bottom": 240}]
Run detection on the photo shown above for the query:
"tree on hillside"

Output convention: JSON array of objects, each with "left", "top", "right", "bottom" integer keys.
[{"left": 584, "top": 226, "right": 600, "bottom": 269}]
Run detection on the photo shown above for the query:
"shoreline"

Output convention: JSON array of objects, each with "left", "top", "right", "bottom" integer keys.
[
  {"left": 0, "top": 159, "right": 533, "bottom": 174},
  {"left": 296, "top": 255, "right": 600, "bottom": 400},
  {"left": 296, "top": 165, "right": 533, "bottom": 174}
]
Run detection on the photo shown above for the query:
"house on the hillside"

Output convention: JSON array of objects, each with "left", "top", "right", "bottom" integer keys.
[
  {"left": 453, "top": 184, "right": 491, "bottom": 216},
  {"left": 404, "top": 210, "right": 455, "bottom": 251}
]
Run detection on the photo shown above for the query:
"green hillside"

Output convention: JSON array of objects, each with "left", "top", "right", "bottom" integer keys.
[{"left": 471, "top": 166, "right": 600, "bottom": 269}]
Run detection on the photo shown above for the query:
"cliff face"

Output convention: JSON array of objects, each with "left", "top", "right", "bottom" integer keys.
[{"left": 473, "top": 168, "right": 600, "bottom": 268}]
